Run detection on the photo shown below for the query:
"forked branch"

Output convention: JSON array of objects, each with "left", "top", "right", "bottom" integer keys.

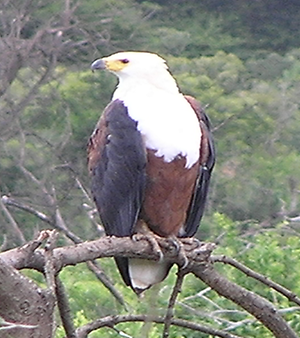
[{"left": 0, "top": 234, "right": 298, "bottom": 338}]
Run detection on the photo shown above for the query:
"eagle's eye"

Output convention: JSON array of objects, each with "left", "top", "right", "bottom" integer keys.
[{"left": 121, "top": 58, "right": 129, "bottom": 64}]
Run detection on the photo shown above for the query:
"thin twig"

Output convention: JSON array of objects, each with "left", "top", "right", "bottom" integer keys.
[
  {"left": 162, "top": 268, "right": 186, "bottom": 338},
  {"left": 212, "top": 113, "right": 239, "bottom": 132},
  {"left": 178, "top": 302, "right": 238, "bottom": 326},
  {"left": 75, "top": 314, "right": 243, "bottom": 338},
  {"left": 211, "top": 255, "right": 300, "bottom": 307},
  {"left": 0, "top": 195, "right": 26, "bottom": 244},
  {"left": 86, "top": 260, "right": 127, "bottom": 308},
  {"left": 182, "top": 286, "right": 211, "bottom": 301},
  {"left": 0, "top": 316, "right": 37, "bottom": 331},
  {"left": 1, "top": 195, "right": 82, "bottom": 243}
]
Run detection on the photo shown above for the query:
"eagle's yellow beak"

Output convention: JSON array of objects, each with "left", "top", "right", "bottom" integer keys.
[{"left": 91, "top": 57, "right": 129, "bottom": 72}]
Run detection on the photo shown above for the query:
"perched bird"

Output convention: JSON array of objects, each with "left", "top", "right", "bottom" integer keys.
[{"left": 88, "top": 51, "right": 215, "bottom": 294}]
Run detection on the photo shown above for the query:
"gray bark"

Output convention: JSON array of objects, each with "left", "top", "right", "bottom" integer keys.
[{"left": 0, "top": 258, "right": 55, "bottom": 338}]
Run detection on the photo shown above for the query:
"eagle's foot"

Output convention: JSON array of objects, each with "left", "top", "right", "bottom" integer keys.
[
  {"left": 167, "top": 236, "right": 189, "bottom": 269},
  {"left": 132, "top": 224, "right": 164, "bottom": 262},
  {"left": 179, "top": 237, "right": 202, "bottom": 251}
]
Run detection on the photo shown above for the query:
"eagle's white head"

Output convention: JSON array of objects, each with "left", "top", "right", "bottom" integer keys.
[
  {"left": 91, "top": 51, "right": 179, "bottom": 93},
  {"left": 91, "top": 51, "right": 201, "bottom": 169}
]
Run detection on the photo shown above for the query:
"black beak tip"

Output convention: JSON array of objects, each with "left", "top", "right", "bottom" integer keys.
[{"left": 91, "top": 59, "right": 106, "bottom": 72}]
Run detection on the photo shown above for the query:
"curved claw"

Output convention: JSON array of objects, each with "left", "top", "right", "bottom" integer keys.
[
  {"left": 132, "top": 222, "right": 194, "bottom": 268},
  {"left": 132, "top": 232, "right": 164, "bottom": 262},
  {"left": 168, "top": 236, "right": 189, "bottom": 269}
]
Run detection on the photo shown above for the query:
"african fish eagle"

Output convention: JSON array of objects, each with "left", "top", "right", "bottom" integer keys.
[{"left": 88, "top": 51, "right": 215, "bottom": 294}]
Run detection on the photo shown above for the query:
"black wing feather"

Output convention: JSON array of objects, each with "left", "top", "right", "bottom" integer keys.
[
  {"left": 183, "top": 105, "right": 215, "bottom": 237},
  {"left": 90, "top": 100, "right": 147, "bottom": 237},
  {"left": 90, "top": 100, "right": 146, "bottom": 287}
]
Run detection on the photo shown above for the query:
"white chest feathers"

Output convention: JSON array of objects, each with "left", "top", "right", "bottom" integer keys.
[{"left": 113, "top": 83, "right": 201, "bottom": 168}]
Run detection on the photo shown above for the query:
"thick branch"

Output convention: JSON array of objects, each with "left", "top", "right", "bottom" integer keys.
[
  {"left": 0, "top": 236, "right": 297, "bottom": 338},
  {"left": 212, "top": 254, "right": 300, "bottom": 307},
  {"left": 192, "top": 263, "right": 299, "bottom": 338},
  {"left": 0, "top": 236, "right": 214, "bottom": 273},
  {"left": 0, "top": 258, "right": 55, "bottom": 338}
]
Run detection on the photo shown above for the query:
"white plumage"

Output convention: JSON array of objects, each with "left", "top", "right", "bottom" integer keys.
[{"left": 110, "top": 52, "right": 202, "bottom": 168}]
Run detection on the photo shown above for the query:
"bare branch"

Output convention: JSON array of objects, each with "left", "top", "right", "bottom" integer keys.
[
  {"left": 1, "top": 195, "right": 82, "bottom": 243},
  {"left": 1, "top": 195, "right": 52, "bottom": 224},
  {"left": 212, "top": 113, "right": 239, "bottom": 132},
  {"left": 163, "top": 268, "right": 186, "bottom": 338},
  {"left": 178, "top": 301, "right": 248, "bottom": 327},
  {"left": 55, "top": 276, "right": 76, "bottom": 338},
  {"left": 75, "top": 314, "right": 243, "bottom": 338},
  {"left": 1, "top": 234, "right": 298, "bottom": 337},
  {"left": 44, "top": 230, "right": 59, "bottom": 295},
  {"left": 0, "top": 317, "right": 37, "bottom": 331},
  {"left": 0, "top": 195, "right": 26, "bottom": 245},
  {"left": 1, "top": 50, "right": 58, "bottom": 137},
  {"left": 192, "top": 262, "right": 299, "bottom": 338},
  {"left": 212, "top": 254, "right": 300, "bottom": 307},
  {"left": 85, "top": 260, "right": 127, "bottom": 308},
  {"left": 1, "top": 195, "right": 126, "bottom": 305},
  {"left": 0, "top": 236, "right": 214, "bottom": 272},
  {"left": 179, "top": 288, "right": 252, "bottom": 330}
]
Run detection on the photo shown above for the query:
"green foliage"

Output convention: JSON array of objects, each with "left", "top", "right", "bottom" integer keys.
[
  {"left": 2, "top": 0, "right": 298, "bottom": 67},
  {"left": 166, "top": 50, "right": 300, "bottom": 223},
  {"left": 0, "top": 66, "right": 117, "bottom": 244},
  {"left": 149, "top": 0, "right": 300, "bottom": 57}
]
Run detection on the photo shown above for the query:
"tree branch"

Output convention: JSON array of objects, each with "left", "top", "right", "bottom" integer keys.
[
  {"left": 0, "top": 236, "right": 214, "bottom": 273},
  {"left": 44, "top": 230, "right": 59, "bottom": 296},
  {"left": 75, "top": 314, "right": 243, "bottom": 338},
  {"left": 55, "top": 276, "right": 76, "bottom": 338},
  {"left": 85, "top": 260, "right": 127, "bottom": 308},
  {"left": 1, "top": 195, "right": 82, "bottom": 243},
  {"left": 212, "top": 254, "right": 300, "bottom": 307},
  {"left": 192, "top": 262, "right": 299, "bottom": 338},
  {"left": 1, "top": 195, "right": 126, "bottom": 306},
  {"left": 0, "top": 195, "right": 26, "bottom": 245},
  {"left": 162, "top": 268, "right": 186, "bottom": 338},
  {"left": 0, "top": 257, "right": 55, "bottom": 338},
  {"left": 0, "top": 235, "right": 298, "bottom": 338}
]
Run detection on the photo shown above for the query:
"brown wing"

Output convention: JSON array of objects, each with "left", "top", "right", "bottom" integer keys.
[
  {"left": 87, "top": 108, "right": 108, "bottom": 175},
  {"left": 183, "top": 95, "right": 215, "bottom": 237}
]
